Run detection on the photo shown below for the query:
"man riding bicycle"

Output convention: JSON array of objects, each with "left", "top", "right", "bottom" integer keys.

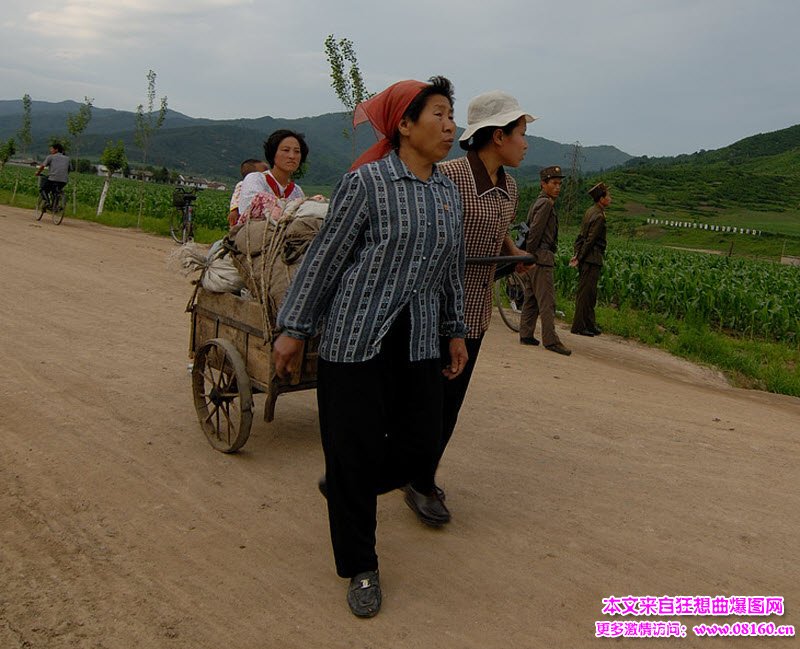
[{"left": 35, "top": 142, "right": 70, "bottom": 206}]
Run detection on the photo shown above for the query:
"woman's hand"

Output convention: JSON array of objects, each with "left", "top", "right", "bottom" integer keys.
[
  {"left": 442, "top": 338, "right": 468, "bottom": 380},
  {"left": 512, "top": 245, "right": 534, "bottom": 275},
  {"left": 272, "top": 334, "right": 305, "bottom": 380}
]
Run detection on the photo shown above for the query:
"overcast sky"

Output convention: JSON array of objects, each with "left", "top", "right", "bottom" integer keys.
[{"left": 2, "top": 0, "right": 798, "bottom": 156}]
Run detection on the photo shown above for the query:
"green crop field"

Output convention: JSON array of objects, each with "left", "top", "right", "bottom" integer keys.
[
  {"left": 554, "top": 241, "right": 799, "bottom": 344},
  {"left": 0, "top": 166, "right": 336, "bottom": 235}
]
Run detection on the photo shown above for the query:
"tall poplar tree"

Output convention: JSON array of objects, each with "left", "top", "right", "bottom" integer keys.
[
  {"left": 324, "top": 35, "right": 371, "bottom": 162},
  {"left": 66, "top": 96, "right": 94, "bottom": 214},
  {"left": 134, "top": 70, "right": 168, "bottom": 225}
]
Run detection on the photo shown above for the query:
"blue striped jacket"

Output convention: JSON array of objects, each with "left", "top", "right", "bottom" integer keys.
[{"left": 277, "top": 151, "right": 467, "bottom": 363}]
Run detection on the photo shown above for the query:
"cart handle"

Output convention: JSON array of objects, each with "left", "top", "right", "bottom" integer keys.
[{"left": 466, "top": 255, "right": 535, "bottom": 266}]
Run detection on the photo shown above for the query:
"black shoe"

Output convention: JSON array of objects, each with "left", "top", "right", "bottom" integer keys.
[
  {"left": 572, "top": 329, "right": 595, "bottom": 337},
  {"left": 404, "top": 485, "right": 450, "bottom": 526},
  {"left": 545, "top": 343, "right": 572, "bottom": 356},
  {"left": 590, "top": 327, "right": 602, "bottom": 335},
  {"left": 347, "top": 570, "right": 381, "bottom": 618},
  {"left": 318, "top": 476, "right": 327, "bottom": 499},
  {"left": 520, "top": 336, "right": 540, "bottom": 346},
  {"left": 434, "top": 484, "right": 446, "bottom": 502}
]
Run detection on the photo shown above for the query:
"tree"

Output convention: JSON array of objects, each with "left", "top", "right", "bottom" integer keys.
[
  {"left": 17, "top": 94, "right": 32, "bottom": 159},
  {"left": 134, "top": 70, "right": 168, "bottom": 225},
  {"left": 0, "top": 138, "right": 15, "bottom": 172},
  {"left": 324, "top": 35, "right": 371, "bottom": 161},
  {"left": 153, "top": 166, "right": 169, "bottom": 183},
  {"left": 97, "top": 141, "right": 126, "bottom": 216},
  {"left": 66, "top": 96, "right": 93, "bottom": 214},
  {"left": 75, "top": 158, "right": 94, "bottom": 174},
  {"left": 11, "top": 94, "right": 33, "bottom": 204}
]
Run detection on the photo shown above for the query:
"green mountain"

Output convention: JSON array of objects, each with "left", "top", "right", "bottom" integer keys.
[
  {"left": 601, "top": 124, "right": 800, "bottom": 213},
  {"left": 0, "top": 99, "right": 631, "bottom": 184}
]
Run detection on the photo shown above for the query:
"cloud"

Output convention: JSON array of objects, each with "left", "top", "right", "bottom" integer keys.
[{"left": 24, "top": 0, "right": 253, "bottom": 55}]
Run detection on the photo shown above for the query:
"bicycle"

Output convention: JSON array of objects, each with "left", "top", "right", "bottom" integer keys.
[
  {"left": 35, "top": 175, "right": 67, "bottom": 225},
  {"left": 170, "top": 187, "right": 199, "bottom": 244},
  {"left": 492, "top": 222, "right": 530, "bottom": 332}
]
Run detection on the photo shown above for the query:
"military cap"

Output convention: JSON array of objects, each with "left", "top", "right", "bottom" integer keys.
[
  {"left": 588, "top": 182, "right": 609, "bottom": 202},
  {"left": 540, "top": 165, "right": 565, "bottom": 181}
]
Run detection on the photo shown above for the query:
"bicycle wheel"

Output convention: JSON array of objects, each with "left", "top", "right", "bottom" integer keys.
[
  {"left": 183, "top": 218, "right": 194, "bottom": 244},
  {"left": 35, "top": 195, "right": 46, "bottom": 221},
  {"left": 169, "top": 210, "right": 185, "bottom": 244},
  {"left": 51, "top": 193, "right": 65, "bottom": 225},
  {"left": 495, "top": 272, "right": 525, "bottom": 332}
]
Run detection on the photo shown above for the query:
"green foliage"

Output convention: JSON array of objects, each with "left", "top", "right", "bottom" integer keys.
[
  {"left": 554, "top": 242, "right": 800, "bottom": 344},
  {"left": 153, "top": 166, "right": 169, "bottom": 183},
  {"left": 0, "top": 165, "right": 232, "bottom": 230},
  {"left": 607, "top": 123, "right": 800, "bottom": 216},
  {"left": 66, "top": 96, "right": 93, "bottom": 167},
  {"left": 17, "top": 94, "right": 32, "bottom": 156},
  {"left": 75, "top": 158, "right": 94, "bottom": 174},
  {"left": 135, "top": 70, "right": 168, "bottom": 164},
  {"left": 559, "top": 295, "right": 800, "bottom": 396},
  {"left": 324, "top": 35, "right": 371, "bottom": 162},
  {"left": 101, "top": 141, "right": 127, "bottom": 173},
  {"left": 134, "top": 70, "right": 168, "bottom": 223},
  {"left": 324, "top": 35, "right": 371, "bottom": 114},
  {"left": 0, "top": 138, "right": 15, "bottom": 169}
]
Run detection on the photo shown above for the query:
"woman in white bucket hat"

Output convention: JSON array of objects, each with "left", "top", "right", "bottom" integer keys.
[{"left": 404, "top": 90, "right": 536, "bottom": 526}]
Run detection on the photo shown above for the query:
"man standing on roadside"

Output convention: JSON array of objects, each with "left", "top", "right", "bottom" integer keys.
[
  {"left": 519, "top": 166, "right": 571, "bottom": 356},
  {"left": 570, "top": 182, "right": 610, "bottom": 336}
]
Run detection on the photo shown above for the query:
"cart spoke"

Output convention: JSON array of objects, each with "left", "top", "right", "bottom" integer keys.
[
  {"left": 204, "top": 402, "right": 219, "bottom": 425},
  {"left": 193, "top": 339, "right": 253, "bottom": 453},
  {"left": 220, "top": 402, "right": 236, "bottom": 433},
  {"left": 221, "top": 403, "right": 234, "bottom": 445}
]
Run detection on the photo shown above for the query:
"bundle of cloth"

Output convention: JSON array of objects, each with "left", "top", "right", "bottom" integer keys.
[
  {"left": 171, "top": 239, "right": 244, "bottom": 294},
  {"left": 228, "top": 196, "right": 328, "bottom": 320}
]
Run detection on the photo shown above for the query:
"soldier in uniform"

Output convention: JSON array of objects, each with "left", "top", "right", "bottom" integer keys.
[
  {"left": 570, "top": 182, "right": 610, "bottom": 336},
  {"left": 519, "top": 166, "right": 571, "bottom": 356}
]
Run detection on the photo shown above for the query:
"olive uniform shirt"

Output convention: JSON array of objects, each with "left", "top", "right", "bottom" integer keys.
[
  {"left": 574, "top": 204, "right": 607, "bottom": 266},
  {"left": 525, "top": 191, "right": 558, "bottom": 266}
]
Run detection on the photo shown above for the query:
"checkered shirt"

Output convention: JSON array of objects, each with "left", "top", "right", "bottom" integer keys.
[{"left": 440, "top": 152, "right": 518, "bottom": 338}]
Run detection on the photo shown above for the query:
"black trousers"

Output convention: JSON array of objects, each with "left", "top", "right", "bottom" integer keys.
[
  {"left": 571, "top": 262, "right": 601, "bottom": 333},
  {"left": 317, "top": 309, "right": 443, "bottom": 578},
  {"left": 40, "top": 179, "right": 66, "bottom": 198},
  {"left": 411, "top": 335, "right": 484, "bottom": 494}
]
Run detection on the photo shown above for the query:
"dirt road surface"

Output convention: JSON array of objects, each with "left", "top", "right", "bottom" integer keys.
[{"left": 2, "top": 205, "right": 798, "bottom": 649}]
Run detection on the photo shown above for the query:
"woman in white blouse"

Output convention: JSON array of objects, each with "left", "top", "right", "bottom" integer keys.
[{"left": 237, "top": 129, "right": 307, "bottom": 221}]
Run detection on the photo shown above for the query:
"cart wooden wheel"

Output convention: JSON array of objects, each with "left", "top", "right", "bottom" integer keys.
[{"left": 192, "top": 338, "right": 253, "bottom": 453}]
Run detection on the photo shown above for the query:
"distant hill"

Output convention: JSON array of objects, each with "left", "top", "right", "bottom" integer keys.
[
  {"left": 599, "top": 124, "right": 800, "bottom": 213},
  {"left": 0, "top": 99, "right": 631, "bottom": 184}
]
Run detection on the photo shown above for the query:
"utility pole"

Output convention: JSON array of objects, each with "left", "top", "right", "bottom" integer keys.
[{"left": 561, "top": 141, "right": 584, "bottom": 227}]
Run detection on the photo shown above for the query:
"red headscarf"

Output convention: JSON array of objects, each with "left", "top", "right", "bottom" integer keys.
[{"left": 349, "top": 79, "right": 427, "bottom": 171}]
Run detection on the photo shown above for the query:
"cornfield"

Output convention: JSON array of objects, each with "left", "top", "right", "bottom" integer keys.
[
  {"left": 0, "top": 166, "right": 231, "bottom": 230},
  {"left": 555, "top": 243, "right": 800, "bottom": 343}
]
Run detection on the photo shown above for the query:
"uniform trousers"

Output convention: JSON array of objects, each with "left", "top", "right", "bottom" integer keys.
[
  {"left": 571, "top": 262, "right": 602, "bottom": 333},
  {"left": 411, "top": 334, "right": 484, "bottom": 495},
  {"left": 316, "top": 308, "right": 443, "bottom": 578},
  {"left": 519, "top": 265, "right": 561, "bottom": 347}
]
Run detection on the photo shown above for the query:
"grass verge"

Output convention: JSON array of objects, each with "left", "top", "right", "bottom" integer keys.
[
  {"left": 558, "top": 292, "right": 800, "bottom": 397},
  {"left": 0, "top": 191, "right": 227, "bottom": 244}
]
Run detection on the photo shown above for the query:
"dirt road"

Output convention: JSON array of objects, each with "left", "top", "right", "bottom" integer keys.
[{"left": 1, "top": 205, "right": 798, "bottom": 648}]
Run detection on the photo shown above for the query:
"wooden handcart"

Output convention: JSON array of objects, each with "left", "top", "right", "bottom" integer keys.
[{"left": 188, "top": 287, "right": 318, "bottom": 453}]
